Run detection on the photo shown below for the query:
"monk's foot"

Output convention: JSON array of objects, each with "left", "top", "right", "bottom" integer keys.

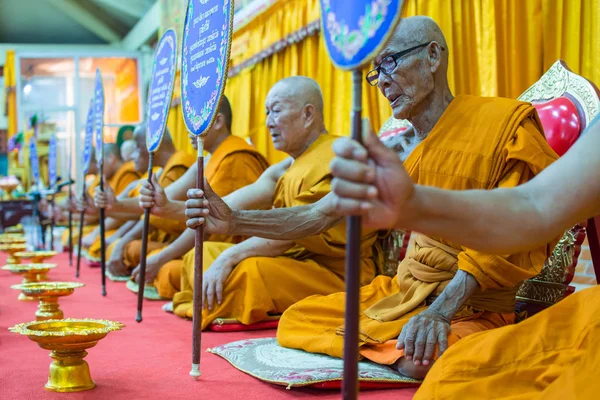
[
  {"left": 162, "top": 302, "right": 174, "bottom": 313},
  {"left": 395, "top": 357, "right": 432, "bottom": 380}
]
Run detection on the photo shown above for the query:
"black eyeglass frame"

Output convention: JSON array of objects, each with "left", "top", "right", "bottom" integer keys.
[{"left": 366, "top": 42, "right": 437, "bottom": 86}]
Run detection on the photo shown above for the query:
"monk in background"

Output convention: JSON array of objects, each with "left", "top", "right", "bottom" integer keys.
[
  {"left": 93, "top": 125, "right": 195, "bottom": 278},
  {"left": 133, "top": 95, "right": 269, "bottom": 300},
  {"left": 175, "top": 76, "right": 380, "bottom": 329},
  {"left": 68, "top": 144, "right": 140, "bottom": 250},
  {"left": 120, "top": 140, "right": 136, "bottom": 163},
  {"left": 262, "top": 17, "right": 560, "bottom": 379},
  {"left": 331, "top": 96, "right": 600, "bottom": 398}
]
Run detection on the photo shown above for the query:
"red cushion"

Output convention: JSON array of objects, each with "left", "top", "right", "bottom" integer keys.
[
  {"left": 533, "top": 97, "right": 581, "bottom": 156},
  {"left": 87, "top": 260, "right": 101, "bottom": 268},
  {"left": 310, "top": 380, "right": 420, "bottom": 390},
  {"left": 208, "top": 320, "right": 279, "bottom": 332}
]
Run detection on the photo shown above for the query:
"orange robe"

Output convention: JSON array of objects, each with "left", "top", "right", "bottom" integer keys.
[
  {"left": 120, "top": 150, "right": 196, "bottom": 268},
  {"left": 415, "top": 286, "right": 600, "bottom": 400},
  {"left": 277, "top": 95, "right": 559, "bottom": 363},
  {"left": 172, "top": 134, "right": 379, "bottom": 328},
  {"left": 153, "top": 135, "right": 269, "bottom": 299},
  {"left": 65, "top": 161, "right": 140, "bottom": 247}
]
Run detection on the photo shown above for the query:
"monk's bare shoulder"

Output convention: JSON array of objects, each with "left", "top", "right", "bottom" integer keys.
[{"left": 263, "top": 157, "right": 293, "bottom": 182}]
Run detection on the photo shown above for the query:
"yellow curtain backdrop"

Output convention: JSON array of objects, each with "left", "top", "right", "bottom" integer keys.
[
  {"left": 4, "top": 50, "right": 17, "bottom": 138},
  {"left": 167, "top": 0, "right": 600, "bottom": 164}
]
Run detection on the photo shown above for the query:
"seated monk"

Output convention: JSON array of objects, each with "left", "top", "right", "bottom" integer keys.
[
  {"left": 92, "top": 125, "right": 195, "bottom": 278},
  {"left": 331, "top": 109, "right": 600, "bottom": 397},
  {"left": 67, "top": 145, "right": 140, "bottom": 249},
  {"left": 173, "top": 76, "right": 380, "bottom": 328},
  {"left": 263, "top": 16, "right": 560, "bottom": 380},
  {"left": 131, "top": 95, "right": 269, "bottom": 299}
]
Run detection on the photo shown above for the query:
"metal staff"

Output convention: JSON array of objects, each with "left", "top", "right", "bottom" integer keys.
[
  {"left": 342, "top": 70, "right": 363, "bottom": 400},
  {"left": 68, "top": 145, "right": 73, "bottom": 265},
  {"left": 190, "top": 135, "right": 204, "bottom": 379},
  {"left": 136, "top": 152, "right": 154, "bottom": 322},
  {"left": 75, "top": 182, "right": 86, "bottom": 278},
  {"left": 99, "top": 162, "right": 107, "bottom": 296}
]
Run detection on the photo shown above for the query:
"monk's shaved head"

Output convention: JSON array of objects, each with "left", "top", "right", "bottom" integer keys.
[
  {"left": 374, "top": 16, "right": 452, "bottom": 129},
  {"left": 265, "top": 76, "right": 327, "bottom": 158},
  {"left": 103, "top": 143, "right": 122, "bottom": 160},
  {"left": 270, "top": 76, "right": 324, "bottom": 117}
]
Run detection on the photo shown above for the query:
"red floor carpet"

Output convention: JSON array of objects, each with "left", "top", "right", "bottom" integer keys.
[{"left": 1, "top": 252, "right": 417, "bottom": 399}]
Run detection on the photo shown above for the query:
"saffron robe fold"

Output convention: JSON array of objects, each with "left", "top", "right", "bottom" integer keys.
[
  {"left": 415, "top": 286, "right": 600, "bottom": 400},
  {"left": 149, "top": 136, "right": 269, "bottom": 299},
  {"left": 172, "top": 134, "right": 379, "bottom": 326},
  {"left": 277, "top": 95, "right": 559, "bottom": 360}
]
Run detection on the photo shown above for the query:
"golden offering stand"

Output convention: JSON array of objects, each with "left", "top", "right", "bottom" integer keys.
[
  {"left": 0, "top": 182, "right": 19, "bottom": 200},
  {"left": 0, "top": 242, "right": 27, "bottom": 264},
  {"left": 2, "top": 263, "right": 58, "bottom": 300},
  {"left": 5, "top": 225, "right": 24, "bottom": 234},
  {"left": 15, "top": 250, "right": 58, "bottom": 264},
  {"left": 9, "top": 318, "right": 124, "bottom": 392},
  {"left": 11, "top": 282, "right": 85, "bottom": 320}
]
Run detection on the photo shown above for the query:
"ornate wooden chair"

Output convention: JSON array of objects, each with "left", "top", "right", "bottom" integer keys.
[{"left": 515, "top": 60, "right": 600, "bottom": 315}]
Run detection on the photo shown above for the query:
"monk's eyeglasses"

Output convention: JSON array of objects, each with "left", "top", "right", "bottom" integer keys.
[{"left": 366, "top": 42, "right": 441, "bottom": 86}]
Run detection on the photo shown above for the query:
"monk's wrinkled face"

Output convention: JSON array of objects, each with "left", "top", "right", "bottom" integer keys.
[
  {"left": 375, "top": 41, "right": 435, "bottom": 120},
  {"left": 132, "top": 129, "right": 149, "bottom": 173},
  {"left": 265, "top": 85, "right": 308, "bottom": 157}
]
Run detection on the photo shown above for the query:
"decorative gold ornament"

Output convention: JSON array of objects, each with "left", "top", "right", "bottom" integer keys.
[
  {"left": 9, "top": 318, "right": 124, "bottom": 392},
  {"left": 0, "top": 243, "right": 27, "bottom": 264},
  {"left": 2, "top": 263, "right": 58, "bottom": 301},
  {"left": 15, "top": 250, "right": 58, "bottom": 264},
  {"left": 11, "top": 282, "right": 85, "bottom": 320}
]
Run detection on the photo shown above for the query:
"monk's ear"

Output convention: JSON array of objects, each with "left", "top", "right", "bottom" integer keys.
[
  {"left": 427, "top": 42, "right": 443, "bottom": 73},
  {"left": 213, "top": 113, "right": 224, "bottom": 130},
  {"left": 303, "top": 104, "right": 316, "bottom": 128}
]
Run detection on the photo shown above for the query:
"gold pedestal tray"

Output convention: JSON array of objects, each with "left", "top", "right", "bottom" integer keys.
[
  {"left": 5, "top": 225, "right": 24, "bottom": 234},
  {"left": 15, "top": 251, "right": 58, "bottom": 264},
  {"left": 2, "top": 263, "right": 58, "bottom": 301},
  {"left": 11, "top": 282, "right": 85, "bottom": 320},
  {"left": 0, "top": 243, "right": 27, "bottom": 264},
  {"left": 9, "top": 318, "right": 124, "bottom": 392}
]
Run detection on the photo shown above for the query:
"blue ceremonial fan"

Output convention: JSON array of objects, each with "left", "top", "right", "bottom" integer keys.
[
  {"left": 29, "top": 138, "right": 40, "bottom": 184},
  {"left": 147, "top": 29, "right": 178, "bottom": 152},
  {"left": 94, "top": 69, "right": 105, "bottom": 166},
  {"left": 181, "top": 0, "right": 234, "bottom": 136},
  {"left": 48, "top": 134, "right": 57, "bottom": 188},
  {"left": 319, "top": 0, "right": 404, "bottom": 70},
  {"left": 82, "top": 98, "right": 95, "bottom": 174}
]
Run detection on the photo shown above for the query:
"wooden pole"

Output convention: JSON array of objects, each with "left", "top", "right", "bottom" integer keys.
[
  {"left": 75, "top": 182, "right": 86, "bottom": 278},
  {"left": 190, "top": 135, "right": 204, "bottom": 380},
  {"left": 99, "top": 162, "right": 107, "bottom": 296},
  {"left": 68, "top": 154, "right": 73, "bottom": 266},
  {"left": 342, "top": 69, "right": 363, "bottom": 400},
  {"left": 136, "top": 153, "right": 155, "bottom": 323},
  {"left": 50, "top": 198, "right": 55, "bottom": 251}
]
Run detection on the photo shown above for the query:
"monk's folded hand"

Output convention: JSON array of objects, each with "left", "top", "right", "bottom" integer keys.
[
  {"left": 131, "top": 253, "right": 162, "bottom": 284},
  {"left": 138, "top": 174, "right": 168, "bottom": 214},
  {"left": 94, "top": 179, "right": 115, "bottom": 209},
  {"left": 396, "top": 310, "right": 450, "bottom": 367},
  {"left": 107, "top": 244, "right": 129, "bottom": 277},
  {"left": 186, "top": 181, "right": 232, "bottom": 234},
  {"left": 202, "top": 253, "right": 236, "bottom": 311},
  {"left": 330, "top": 130, "right": 416, "bottom": 230}
]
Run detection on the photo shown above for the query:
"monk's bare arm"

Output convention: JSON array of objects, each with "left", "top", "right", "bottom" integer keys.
[
  {"left": 151, "top": 229, "right": 195, "bottom": 263},
  {"left": 108, "top": 197, "right": 143, "bottom": 216},
  {"left": 222, "top": 237, "right": 295, "bottom": 265},
  {"left": 228, "top": 192, "right": 342, "bottom": 239},
  {"left": 403, "top": 123, "right": 600, "bottom": 252},
  {"left": 221, "top": 158, "right": 292, "bottom": 210},
  {"left": 164, "top": 164, "right": 197, "bottom": 201}
]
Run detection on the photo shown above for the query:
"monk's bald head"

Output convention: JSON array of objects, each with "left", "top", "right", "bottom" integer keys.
[
  {"left": 270, "top": 76, "right": 324, "bottom": 117},
  {"left": 374, "top": 16, "right": 451, "bottom": 121},
  {"left": 265, "top": 76, "right": 326, "bottom": 158}
]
